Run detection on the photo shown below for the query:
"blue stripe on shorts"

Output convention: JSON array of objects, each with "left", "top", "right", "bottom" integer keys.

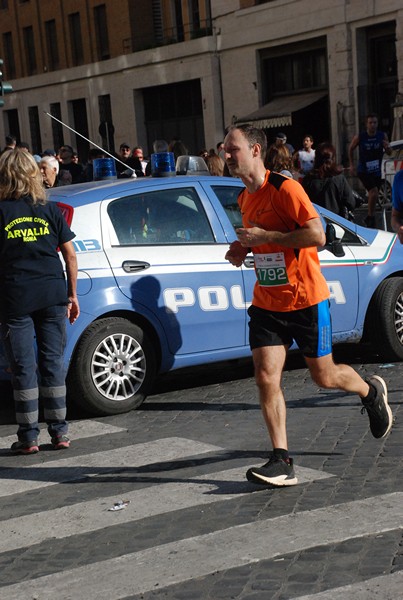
[{"left": 317, "top": 299, "right": 332, "bottom": 357}]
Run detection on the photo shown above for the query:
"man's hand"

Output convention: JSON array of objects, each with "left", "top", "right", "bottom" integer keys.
[
  {"left": 236, "top": 226, "right": 268, "bottom": 247},
  {"left": 67, "top": 296, "right": 80, "bottom": 324},
  {"left": 396, "top": 227, "right": 403, "bottom": 244},
  {"left": 383, "top": 139, "right": 392, "bottom": 155},
  {"left": 225, "top": 240, "right": 248, "bottom": 267}
]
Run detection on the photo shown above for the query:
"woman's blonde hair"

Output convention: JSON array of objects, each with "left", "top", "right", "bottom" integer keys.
[
  {"left": 0, "top": 148, "right": 47, "bottom": 204},
  {"left": 206, "top": 154, "right": 225, "bottom": 176}
]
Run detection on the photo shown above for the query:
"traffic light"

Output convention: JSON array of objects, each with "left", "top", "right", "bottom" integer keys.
[{"left": 0, "top": 58, "right": 13, "bottom": 108}]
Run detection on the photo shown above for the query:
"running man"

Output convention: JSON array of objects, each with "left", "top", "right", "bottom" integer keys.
[{"left": 224, "top": 124, "right": 393, "bottom": 487}]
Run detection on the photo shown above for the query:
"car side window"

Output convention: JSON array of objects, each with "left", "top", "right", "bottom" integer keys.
[
  {"left": 211, "top": 185, "right": 244, "bottom": 229},
  {"left": 107, "top": 187, "right": 214, "bottom": 245}
]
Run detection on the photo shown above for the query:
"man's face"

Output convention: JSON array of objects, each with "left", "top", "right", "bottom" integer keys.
[
  {"left": 59, "top": 147, "right": 73, "bottom": 163},
  {"left": 303, "top": 137, "right": 313, "bottom": 150},
  {"left": 224, "top": 129, "right": 256, "bottom": 178},
  {"left": 39, "top": 161, "right": 57, "bottom": 188},
  {"left": 120, "top": 146, "right": 131, "bottom": 159},
  {"left": 133, "top": 149, "right": 143, "bottom": 160},
  {"left": 366, "top": 117, "right": 378, "bottom": 134}
]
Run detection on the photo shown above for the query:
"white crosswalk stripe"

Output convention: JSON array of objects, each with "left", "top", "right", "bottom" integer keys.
[
  {"left": 0, "top": 430, "right": 401, "bottom": 599},
  {"left": 294, "top": 570, "right": 403, "bottom": 600},
  {"left": 1, "top": 492, "right": 403, "bottom": 600},
  {"left": 0, "top": 464, "right": 333, "bottom": 553},
  {"left": 0, "top": 436, "right": 222, "bottom": 496},
  {"left": 0, "top": 420, "right": 126, "bottom": 449}
]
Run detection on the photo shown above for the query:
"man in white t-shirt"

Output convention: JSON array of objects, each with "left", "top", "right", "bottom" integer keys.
[{"left": 294, "top": 134, "right": 315, "bottom": 175}]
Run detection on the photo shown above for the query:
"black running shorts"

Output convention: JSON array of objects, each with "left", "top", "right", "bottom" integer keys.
[{"left": 248, "top": 300, "right": 332, "bottom": 358}]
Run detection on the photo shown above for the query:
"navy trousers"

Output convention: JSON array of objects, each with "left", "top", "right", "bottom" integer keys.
[{"left": 1, "top": 304, "right": 68, "bottom": 442}]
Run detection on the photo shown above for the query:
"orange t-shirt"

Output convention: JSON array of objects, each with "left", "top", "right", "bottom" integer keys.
[{"left": 238, "top": 170, "right": 329, "bottom": 312}]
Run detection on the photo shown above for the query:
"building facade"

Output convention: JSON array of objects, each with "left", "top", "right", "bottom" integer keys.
[{"left": 0, "top": 0, "right": 402, "bottom": 162}]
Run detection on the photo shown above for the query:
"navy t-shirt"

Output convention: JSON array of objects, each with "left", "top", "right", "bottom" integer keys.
[{"left": 0, "top": 196, "right": 75, "bottom": 319}]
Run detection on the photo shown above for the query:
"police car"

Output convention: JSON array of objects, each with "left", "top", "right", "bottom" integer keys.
[{"left": 2, "top": 172, "right": 403, "bottom": 416}]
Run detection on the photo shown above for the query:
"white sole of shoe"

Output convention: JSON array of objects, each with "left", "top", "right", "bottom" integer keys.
[
  {"left": 370, "top": 375, "right": 393, "bottom": 438},
  {"left": 247, "top": 470, "right": 298, "bottom": 487}
]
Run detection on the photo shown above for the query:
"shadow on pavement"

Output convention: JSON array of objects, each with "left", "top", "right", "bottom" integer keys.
[{"left": 0, "top": 342, "right": 391, "bottom": 425}]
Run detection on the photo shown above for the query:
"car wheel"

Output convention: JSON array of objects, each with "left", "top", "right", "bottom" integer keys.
[
  {"left": 67, "top": 317, "right": 157, "bottom": 416},
  {"left": 366, "top": 277, "right": 403, "bottom": 361},
  {"left": 378, "top": 180, "right": 391, "bottom": 205}
]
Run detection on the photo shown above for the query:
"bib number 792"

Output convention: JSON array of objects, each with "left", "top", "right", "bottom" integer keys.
[{"left": 257, "top": 266, "right": 288, "bottom": 286}]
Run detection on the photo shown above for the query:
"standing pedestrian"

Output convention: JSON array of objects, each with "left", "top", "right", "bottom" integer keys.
[
  {"left": 39, "top": 155, "right": 60, "bottom": 188},
  {"left": 0, "top": 149, "right": 80, "bottom": 454},
  {"left": 274, "top": 132, "right": 295, "bottom": 156},
  {"left": 58, "top": 144, "right": 84, "bottom": 185},
  {"left": 302, "top": 142, "right": 356, "bottom": 219},
  {"left": 348, "top": 113, "right": 391, "bottom": 228},
  {"left": 224, "top": 125, "right": 393, "bottom": 487},
  {"left": 265, "top": 144, "right": 294, "bottom": 178},
  {"left": 294, "top": 134, "right": 315, "bottom": 176}
]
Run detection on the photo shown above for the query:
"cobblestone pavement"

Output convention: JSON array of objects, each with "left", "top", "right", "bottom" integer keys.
[{"left": 0, "top": 343, "right": 402, "bottom": 600}]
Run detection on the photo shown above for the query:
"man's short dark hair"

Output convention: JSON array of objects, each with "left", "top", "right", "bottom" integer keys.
[
  {"left": 228, "top": 125, "right": 267, "bottom": 159},
  {"left": 60, "top": 144, "right": 74, "bottom": 154},
  {"left": 88, "top": 148, "right": 105, "bottom": 160},
  {"left": 5, "top": 135, "right": 16, "bottom": 145}
]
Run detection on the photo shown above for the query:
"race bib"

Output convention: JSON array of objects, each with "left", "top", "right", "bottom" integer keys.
[
  {"left": 366, "top": 159, "right": 379, "bottom": 173},
  {"left": 255, "top": 253, "right": 289, "bottom": 287}
]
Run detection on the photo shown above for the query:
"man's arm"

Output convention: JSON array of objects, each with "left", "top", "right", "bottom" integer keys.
[
  {"left": 236, "top": 216, "right": 326, "bottom": 249},
  {"left": 60, "top": 240, "right": 80, "bottom": 323}
]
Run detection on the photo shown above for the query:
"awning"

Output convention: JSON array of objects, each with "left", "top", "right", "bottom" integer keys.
[{"left": 235, "top": 91, "right": 327, "bottom": 129}]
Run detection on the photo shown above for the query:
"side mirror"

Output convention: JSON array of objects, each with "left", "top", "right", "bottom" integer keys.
[{"left": 325, "top": 223, "right": 345, "bottom": 257}]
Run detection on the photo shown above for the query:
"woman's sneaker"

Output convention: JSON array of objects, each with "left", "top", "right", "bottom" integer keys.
[
  {"left": 246, "top": 455, "right": 298, "bottom": 487},
  {"left": 51, "top": 435, "right": 70, "bottom": 450},
  {"left": 361, "top": 375, "right": 393, "bottom": 439},
  {"left": 11, "top": 440, "right": 39, "bottom": 455}
]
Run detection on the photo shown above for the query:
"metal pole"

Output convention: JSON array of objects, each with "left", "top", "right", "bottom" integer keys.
[{"left": 44, "top": 111, "right": 136, "bottom": 175}]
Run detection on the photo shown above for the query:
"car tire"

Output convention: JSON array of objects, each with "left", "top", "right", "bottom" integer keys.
[
  {"left": 366, "top": 277, "right": 403, "bottom": 361},
  {"left": 67, "top": 317, "right": 157, "bottom": 416},
  {"left": 378, "top": 180, "right": 391, "bottom": 205}
]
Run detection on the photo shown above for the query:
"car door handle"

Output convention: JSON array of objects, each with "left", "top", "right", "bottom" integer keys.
[
  {"left": 122, "top": 260, "right": 150, "bottom": 273},
  {"left": 243, "top": 256, "right": 255, "bottom": 268}
]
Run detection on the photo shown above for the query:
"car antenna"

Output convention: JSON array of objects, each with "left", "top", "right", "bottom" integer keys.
[{"left": 44, "top": 111, "right": 136, "bottom": 175}]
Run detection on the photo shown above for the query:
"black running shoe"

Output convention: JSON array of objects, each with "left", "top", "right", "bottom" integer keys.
[
  {"left": 361, "top": 375, "right": 393, "bottom": 439},
  {"left": 246, "top": 455, "right": 298, "bottom": 487}
]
